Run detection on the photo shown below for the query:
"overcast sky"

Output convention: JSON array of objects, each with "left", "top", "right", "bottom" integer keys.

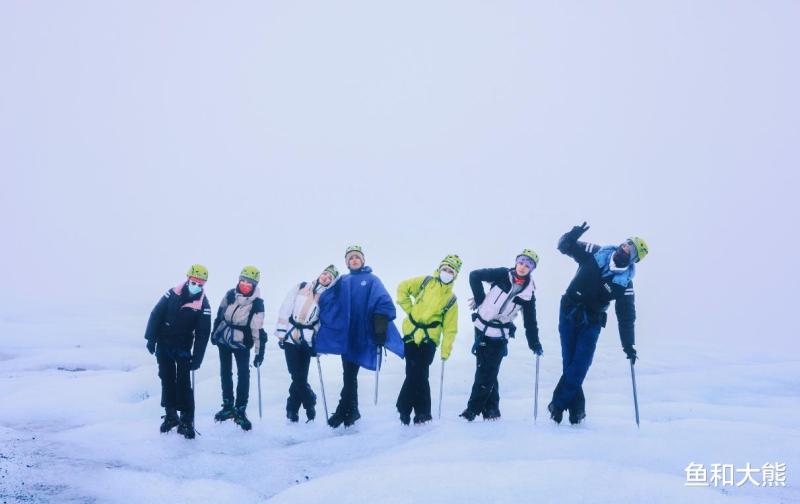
[{"left": 2, "top": 1, "right": 798, "bottom": 351}]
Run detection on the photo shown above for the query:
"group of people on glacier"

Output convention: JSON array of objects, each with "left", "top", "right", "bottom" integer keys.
[{"left": 143, "top": 223, "right": 648, "bottom": 439}]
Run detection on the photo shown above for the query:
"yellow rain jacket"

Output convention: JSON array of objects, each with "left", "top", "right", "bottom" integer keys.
[{"left": 396, "top": 272, "right": 459, "bottom": 360}]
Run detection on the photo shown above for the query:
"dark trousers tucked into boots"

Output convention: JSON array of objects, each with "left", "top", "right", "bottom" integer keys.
[
  {"left": 284, "top": 343, "right": 316, "bottom": 416},
  {"left": 550, "top": 305, "right": 601, "bottom": 418},
  {"left": 219, "top": 345, "right": 251, "bottom": 409},
  {"left": 466, "top": 333, "right": 507, "bottom": 416},
  {"left": 338, "top": 357, "right": 359, "bottom": 411},
  {"left": 158, "top": 353, "right": 194, "bottom": 421},
  {"left": 396, "top": 340, "right": 436, "bottom": 419}
]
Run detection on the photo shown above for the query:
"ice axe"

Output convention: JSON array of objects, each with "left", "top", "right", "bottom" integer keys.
[
  {"left": 630, "top": 361, "right": 640, "bottom": 428},
  {"left": 374, "top": 345, "right": 383, "bottom": 405},
  {"left": 316, "top": 355, "right": 329, "bottom": 420},
  {"left": 534, "top": 354, "right": 540, "bottom": 422}
]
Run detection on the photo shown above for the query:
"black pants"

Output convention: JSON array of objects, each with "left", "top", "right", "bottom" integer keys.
[
  {"left": 396, "top": 340, "right": 437, "bottom": 417},
  {"left": 218, "top": 345, "right": 250, "bottom": 408},
  {"left": 158, "top": 353, "right": 194, "bottom": 420},
  {"left": 284, "top": 343, "right": 316, "bottom": 414},
  {"left": 335, "top": 357, "right": 360, "bottom": 412},
  {"left": 466, "top": 332, "right": 507, "bottom": 414}
]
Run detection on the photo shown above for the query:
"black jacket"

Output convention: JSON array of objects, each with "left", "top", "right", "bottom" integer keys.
[
  {"left": 145, "top": 283, "right": 212, "bottom": 364},
  {"left": 558, "top": 228, "right": 636, "bottom": 348},
  {"left": 469, "top": 267, "right": 540, "bottom": 349}
]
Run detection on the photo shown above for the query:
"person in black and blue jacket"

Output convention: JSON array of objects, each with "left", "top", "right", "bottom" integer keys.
[
  {"left": 144, "top": 264, "right": 212, "bottom": 439},
  {"left": 548, "top": 223, "right": 649, "bottom": 425},
  {"left": 460, "top": 250, "right": 543, "bottom": 422}
]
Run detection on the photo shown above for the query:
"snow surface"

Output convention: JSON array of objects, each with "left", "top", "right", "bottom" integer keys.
[{"left": 1, "top": 312, "right": 797, "bottom": 503}]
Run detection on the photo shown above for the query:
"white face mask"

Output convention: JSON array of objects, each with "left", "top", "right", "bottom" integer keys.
[{"left": 439, "top": 271, "right": 455, "bottom": 284}]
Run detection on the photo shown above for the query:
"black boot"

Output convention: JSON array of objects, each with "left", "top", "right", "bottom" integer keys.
[
  {"left": 176, "top": 412, "right": 195, "bottom": 439},
  {"left": 459, "top": 408, "right": 477, "bottom": 422},
  {"left": 305, "top": 389, "right": 317, "bottom": 422},
  {"left": 327, "top": 403, "right": 346, "bottom": 428},
  {"left": 234, "top": 406, "right": 252, "bottom": 431},
  {"left": 344, "top": 405, "right": 361, "bottom": 427},
  {"left": 160, "top": 408, "right": 179, "bottom": 433},
  {"left": 548, "top": 402, "right": 564, "bottom": 424},
  {"left": 413, "top": 413, "right": 433, "bottom": 425},
  {"left": 569, "top": 410, "right": 586, "bottom": 425},
  {"left": 399, "top": 410, "right": 411, "bottom": 426},
  {"left": 214, "top": 400, "right": 235, "bottom": 422},
  {"left": 482, "top": 407, "right": 501, "bottom": 421},
  {"left": 287, "top": 410, "right": 300, "bottom": 423}
]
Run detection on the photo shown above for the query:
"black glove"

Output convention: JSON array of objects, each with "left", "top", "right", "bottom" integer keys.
[
  {"left": 530, "top": 341, "right": 543, "bottom": 356},
  {"left": 253, "top": 351, "right": 264, "bottom": 368},
  {"left": 278, "top": 339, "right": 286, "bottom": 349},
  {"left": 623, "top": 345, "right": 637, "bottom": 363},
  {"left": 146, "top": 339, "right": 156, "bottom": 355},
  {"left": 190, "top": 357, "right": 202, "bottom": 371},
  {"left": 373, "top": 314, "right": 388, "bottom": 346},
  {"left": 570, "top": 221, "right": 590, "bottom": 239}
]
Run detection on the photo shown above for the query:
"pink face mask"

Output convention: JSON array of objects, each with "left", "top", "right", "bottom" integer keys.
[{"left": 238, "top": 280, "right": 254, "bottom": 296}]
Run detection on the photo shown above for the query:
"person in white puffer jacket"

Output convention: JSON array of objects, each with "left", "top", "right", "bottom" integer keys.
[{"left": 276, "top": 264, "right": 339, "bottom": 422}]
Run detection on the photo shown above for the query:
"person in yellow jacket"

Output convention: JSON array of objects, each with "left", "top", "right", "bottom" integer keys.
[{"left": 395, "top": 254, "right": 461, "bottom": 425}]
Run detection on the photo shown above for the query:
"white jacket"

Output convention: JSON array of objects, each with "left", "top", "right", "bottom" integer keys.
[{"left": 276, "top": 280, "right": 329, "bottom": 345}]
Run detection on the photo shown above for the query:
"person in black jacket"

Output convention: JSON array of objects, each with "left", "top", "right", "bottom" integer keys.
[
  {"left": 144, "top": 264, "right": 212, "bottom": 439},
  {"left": 460, "top": 250, "right": 543, "bottom": 421},
  {"left": 548, "top": 223, "right": 649, "bottom": 425}
]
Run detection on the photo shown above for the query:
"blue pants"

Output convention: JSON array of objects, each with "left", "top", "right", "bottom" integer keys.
[{"left": 550, "top": 305, "right": 602, "bottom": 416}]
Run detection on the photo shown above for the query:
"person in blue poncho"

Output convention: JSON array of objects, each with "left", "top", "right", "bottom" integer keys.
[
  {"left": 548, "top": 222, "right": 649, "bottom": 425},
  {"left": 315, "top": 245, "right": 404, "bottom": 428}
]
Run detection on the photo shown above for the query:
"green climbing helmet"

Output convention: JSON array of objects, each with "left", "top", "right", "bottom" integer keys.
[
  {"left": 628, "top": 236, "right": 649, "bottom": 263},
  {"left": 345, "top": 245, "right": 364, "bottom": 258},
  {"left": 240, "top": 265, "right": 261, "bottom": 283},
  {"left": 187, "top": 264, "right": 209, "bottom": 281},
  {"left": 323, "top": 264, "right": 340, "bottom": 279},
  {"left": 516, "top": 249, "right": 540, "bottom": 268},
  {"left": 440, "top": 254, "right": 462, "bottom": 274}
]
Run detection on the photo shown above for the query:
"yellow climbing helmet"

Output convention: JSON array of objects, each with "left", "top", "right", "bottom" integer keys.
[
  {"left": 440, "top": 254, "right": 463, "bottom": 274},
  {"left": 627, "top": 236, "right": 649, "bottom": 263},
  {"left": 240, "top": 265, "right": 261, "bottom": 283},
  {"left": 517, "top": 249, "right": 540, "bottom": 268},
  {"left": 186, "top": 264, "right": 209, "bottom": 281}
]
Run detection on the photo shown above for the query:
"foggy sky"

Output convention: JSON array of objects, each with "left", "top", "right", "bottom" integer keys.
[{"left": 2, "top": 1, "right": 798, "bottom": 351}]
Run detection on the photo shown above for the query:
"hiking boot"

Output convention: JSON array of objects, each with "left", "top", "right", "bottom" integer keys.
[
  {"left": 328, "top": 405, "right": 346, "bottom": 428},
  {"left": 287, "top": 411, "right": 300, "bottom": 423},
  {"left": 482, "top": 408, "right": 501, "bottom": 421},
  {"left": 160, "top": 408, "right": 179, "bottom": 433},
  {"left": 305, "top": 405, "right": 316, "bottom": 422},
  {"left": 343, "top": 407, "right": 361, "bottom": 427},
  {"left": 176, "top": 413, "right": 195, "bottom": 439},
  {"left": 413, "top": 413, "right": 433, "bottom": 425},
  {"left": 459, "top": 409, "right": 478, "bottom": 422},
  {"left": 233, "top": 406, "right": 252, "bottom": 431},
  {"left": 214, "top": 400, "right": 235, "bottom": 422},
  {"left": 548, "top": 402, "right": 564, "bottom": 424},
  {"left": 399, "top": 411, "right": 411, "bottom": 426},
  {"left": 569, "top": 410, "right": 586, "bottom": 425}
]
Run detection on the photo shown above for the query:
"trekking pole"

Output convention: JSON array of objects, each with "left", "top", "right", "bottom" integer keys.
[
  {"left": 534, "top": 354, "right": 540, "bottom": 422},
  {"left": 438, "top": 359, "right": 445, "bottom": 419},
  {"left": 316, "top": 356, "right": 329, "bottom": 420},
  {"left": 192, "top": 370, "right": 195, "bottom": 392},
  {"left": 630, "top": 361, "right": 640, "bottom": 428},
  {"left": 374, "top": 345, "right": 383, "bottom": 405},
  {"left": 257, "top": 366, "right": 263, "bottom": 420}
]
